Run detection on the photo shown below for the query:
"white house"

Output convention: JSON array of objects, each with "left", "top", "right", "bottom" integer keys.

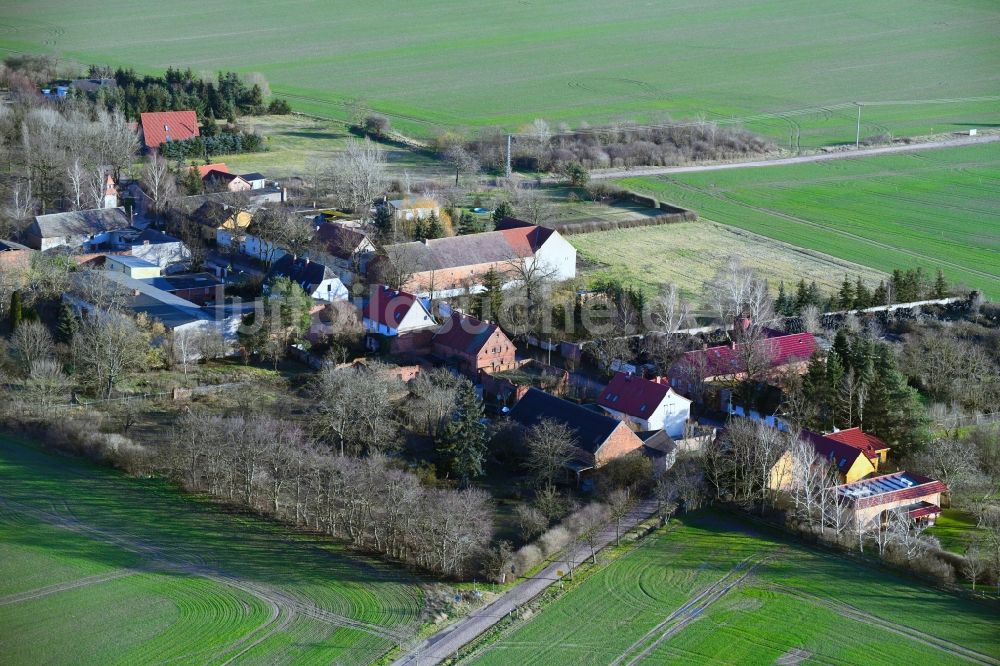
[
  {"left": 362, "top": 285, "right": 437, "bottom": 336},
  {"left": 217, "top": 227, "right": 286, "bottom": 265},
  {"left": 266, "top": 254, "right": 348, "bottom": 302},
  {"left": 597, "top": 372, "right": 692, "bottom": 438},
  {"left": 527, "top": 224, "right": 576, "bottom": 283}
]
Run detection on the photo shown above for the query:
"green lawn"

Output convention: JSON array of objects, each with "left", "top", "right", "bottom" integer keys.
[
  {"left": 927, "top": 509, "right": 985, "bottom": 555},
  {"left": 1, "top": 1, "right": 998, "bottom": 143},
  {"left": 467, "top": 512, "right": 1000, "bottom": 665},
  {"left": 0, "top": 435, "right": 424, "bottom": 665},
  {"left": 616, "top": 143, "right": 1000, "bottom": 298}
]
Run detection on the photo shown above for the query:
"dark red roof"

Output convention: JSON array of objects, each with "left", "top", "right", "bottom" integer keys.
[
  {"left": 907, "top": 502, "right": 942, "bottom": 519},
  {"left": 140, "top": 111, "right": 199, "bottom": 149},
  {"left": 836, "top": 471, "right": 948, "bottom": 509},
  {"left": 802, "top": 430, "right": 870, "bottom": 473},
  {"left": 433, "top": 311, "right": 509, "bottom": 357},
  {"left": 824, "top": 427, "right": 889, "bottom": 460},
  {"left": 673, "top": 332, "right": 817, "bottom": 378},
  {"left": 316, "top": 224, "right": 370, "bottom": 260},
  {"left": 598, "top": 373, "right": 687, "bottom": 419},
  {"left": 363, "top": 285, "right": 422, "bottom": 329}
]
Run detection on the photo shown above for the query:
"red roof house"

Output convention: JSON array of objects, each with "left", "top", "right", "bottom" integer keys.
[
  {"left": 598, "top": 373, "right": 692, "bottom": 438},
  {"left": 362, "top": 285, "right": 436, "bottom": 337},
  {"left": 140, "top": 110, "right": 199, "bottom": 150},
  {"left": 433, "top": 311, "right": 516, "bottom": 377},
  {"left": 824, "top": 427, "right": 890, "bottom": 465}
]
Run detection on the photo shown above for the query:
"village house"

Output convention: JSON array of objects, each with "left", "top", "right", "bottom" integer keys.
[
  {"left": 668, "top": 330, "right": 817, "bottom": 398},
  {"left": 509, "top": 388, "right": 646, "bottom": 482},
  {"left": 432, "top": 311, "right": 517, "bottom": 377},
  {"left": 190, "top": 201, "right": 254, "bottom": 242},
  {"left": 203, "top": 169, "right": 251, "bottom": 192},
  {"left": 266, "top": 254, "right": 347, "bottom": 302},
  {"left": 316, "top": 222, "right": 377, "bottom": 282},
  {"left": 598, "top": 372, "right": 692, "bottom": 438},
  {"left": 768, "top": 427, "right": 891, "bottom": 491},
  {"left": 139, "top": 110, "right": 199, "bottom": 151},
  {"left": 0, "top": 239, "right": 33, "bottom": 269},
  {"left": 27, "top": 207, "right": 131, "bottom": 252},
  {"left": 362, "top": 286, "right": 437, "bottom": 337},
  {"left": 96, "top": 227, "right": 189, "bottom": 268},
  {"left": 833, "top": 471, "right": 948, "bottom": 527},
  {"left": 385, "top": 196, "right": 441, "bottom": 223},
  {"left": 379, "top": 219, "right": 576, "bottom": 298}
]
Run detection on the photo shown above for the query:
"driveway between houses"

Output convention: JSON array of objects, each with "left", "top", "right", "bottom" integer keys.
[
  {"left": 546, "top": 133, "right": 1000, "bottom": 182},
  {"left": 392, "top": 499, "right": 659, "bottom": 666}
]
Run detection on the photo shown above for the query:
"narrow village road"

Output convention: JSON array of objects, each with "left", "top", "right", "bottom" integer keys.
[
  {"left": 392, "top": 500, "right": 659, "bottom": 666},
  {"left": 552, "top": 133, "right": 1000, "bottom": 182}
]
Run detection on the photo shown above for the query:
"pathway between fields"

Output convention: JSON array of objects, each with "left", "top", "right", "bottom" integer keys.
[
  {"left": 392, "top": 500, "right": 659, "bottom": 666},
  {"left": 559, "top": 133, "right": 1000, "bottom": 181}
]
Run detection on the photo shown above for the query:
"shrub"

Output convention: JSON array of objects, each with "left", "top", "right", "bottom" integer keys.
[
  {"left": 267, "top": 98, "right": 292, "bottom": 115},
  {"left": 512, "top": 544, "right": 543, "bottom": 575},
  {"left": 538, "top": 525, "right": 572, "bottom": 557}
]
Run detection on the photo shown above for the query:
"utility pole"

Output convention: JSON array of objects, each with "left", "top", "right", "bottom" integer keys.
[
  {"left": 505, "top": 134, "right": 512, "bottom": 178},
  {"left": 855, "top": 103, "right": 862, "bottom": 148}
]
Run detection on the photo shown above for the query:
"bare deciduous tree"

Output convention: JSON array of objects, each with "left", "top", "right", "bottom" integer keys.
[
  {"left": 328, "top": 137, "right": 387, "bottom": 216},
  {"left": 525, "top": 418, "right": 577, "bottom": 488}
]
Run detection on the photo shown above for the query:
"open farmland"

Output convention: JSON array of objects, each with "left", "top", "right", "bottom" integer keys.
[
  {"left": 1, "top": 1, "right": 999, "bottom": 144},
  {"left": 616, "top": 143, "right": 1000, "bottom": 298},
  {"left": 464, "top": 512, "right": 1000, "bottom": 666},
  {"left": 570, "top": 221, "right": 886, "bottom": 298},
  {"left": 0, "top": 435, "right": 424, "bottom": 665}
]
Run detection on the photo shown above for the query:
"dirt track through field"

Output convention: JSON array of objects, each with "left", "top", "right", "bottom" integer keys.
[
  {"left": 0, "top": 496, "right": 405, "bottom": 661},
  {"left": 768, "top": 584, "right": 1000, "bottom": 666},
  {"left": 609, "top": 553, "right": 774, "bottom": 666}
]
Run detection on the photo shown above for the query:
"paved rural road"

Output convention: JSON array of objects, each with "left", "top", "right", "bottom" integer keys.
[
  {"left": 392, "top": 499, "right": 659, "bottom": 666},
  {"left": 571, "top": 133, "right": 1000, "bottom": 181}
]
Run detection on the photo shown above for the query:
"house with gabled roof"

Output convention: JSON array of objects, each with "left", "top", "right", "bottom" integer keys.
[
  {"left": 362, "top": 285, "right": 436, "bottom": 337},
  {"left": 376, "top": 219, "right": 576, "bottom": 297},
  {"left": 28, "top": 207, "right": 131, "bottom": 251},
  {"left": 266, "top": 255, "right": 347, "bottom": 302},
  {"left": 768, "top": 427, "right": 889, "bottom": 491},
  {"left": 833, "top": 471, "right": 948, "bottom": 527},
  {"left": 509, "top": 388, "right": 646, "bottom": 480},
  {"left": 140, "top": 110, "right": 199, "bottom": 151},
  {"left": 432, "top": 311, "right": 516, "bottom": 377},
  {"left": 598, "top": 372, "right": 691, "bottom": 438},
  {"left": 316, "top": 222, "right": 378, "bottom": 280},
  {"left": 825, "top": 427, "right": 890, "bottom": 467}
]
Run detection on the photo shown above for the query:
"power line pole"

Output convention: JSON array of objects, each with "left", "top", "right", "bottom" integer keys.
[
  {"left": 855, "top": 103, "right": 862, "bottom": 148},
  {"left": 505, "top": 134, "right": 512, "bottom": 178}
]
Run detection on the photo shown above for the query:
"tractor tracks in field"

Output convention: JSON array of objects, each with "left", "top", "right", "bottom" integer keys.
[
  {"left": 767, "top": 583, "right": 1000, "bottom": 666},
  {"left": 608, "top": 552, "right": 778, "bottom": 666},
  {"left": 0, "top": 496, "right": 407, "bottom": 660}
]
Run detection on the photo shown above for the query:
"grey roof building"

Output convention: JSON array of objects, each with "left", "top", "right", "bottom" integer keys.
[{"left": 28, "top": 207, "right": 130, "bottom": 251}]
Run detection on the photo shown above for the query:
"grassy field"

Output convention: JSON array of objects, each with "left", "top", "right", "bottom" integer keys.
[
  {"left": 219, "top": 115, "right": 450, "bottom": 181},
  {"left": 616, "top": 143, "right": 1000, "bottom": 298},
  {"left": 927, "top": 509, "right": 985, "bottom": 555},
  {"left": 1, "top": 1, "right": 998, "bottom": 144},
  {"left": 0, "top": 435, "right": 424, "bottom": 665},
  {"left": 570, "top": 221, "right": 887, "bottom": 298},
  {"left": 464, "top": 512, "right": 1000, "bottom": 665}
]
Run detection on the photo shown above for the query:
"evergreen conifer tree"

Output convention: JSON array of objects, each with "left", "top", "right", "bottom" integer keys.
[{"left": 436, "top": 381, "right": 488, "bottom": 485}]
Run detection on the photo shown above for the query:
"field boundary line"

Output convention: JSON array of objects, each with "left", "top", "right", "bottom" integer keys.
[{"left": 0, "top": 569, "right": 138, "bottom": 606}]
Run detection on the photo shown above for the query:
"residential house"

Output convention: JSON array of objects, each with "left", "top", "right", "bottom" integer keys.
[
  {"left": 191, "top": 163, "right": 230, "bottom": 179},
  {"left": 386, "top": 196, "right": 440, "bottom": 223},
  {"left": 217, "top": 219, "right": 285, "bottom": 266},
  {"left": 362, "top": 286, "right": 437, "bottom": 336},
  {"left": 378, "top": 219, "right": 576, "bottom": 297},
  {"left": 142, "top": 273, "right": 224, "bottom": 305},
  {"left": 240, "top": 172, "right": 267, "bottom": 190},
  {"left": 99, "top": 228, "right": 189, "bottom": 268},
  {"left": 316, "top": 222, "right": 377, "bottom": 282},
  {"left": 203, "top": 169, "right": 251, "bottom": 193},
  {"left": 668, "top": 331, "right": 817, "bottom": 398},
  {"left": 598, "top": 372, "right": 692, "bottom": 438},
  {"left": 432, "top": 311, "right": 516, "bottom": 377},
  {"left": 0, "top": 239, "right": 34, "bottom": 269},
  {"left": 833, "top": 472, "right": 948, "bottom": 527},
  {"left": 638, "top": 430, "right": 678, "bottom": 477},
  {"left": 825, "top": 427, "right": 890, "bottom": 468},
  {"left": 27, "top": 207, "right": 130, "bottom": 251},
  {"left": 768, "top": 428, "right": 888, "bottom": 491},
  {"left": 140, "top": 110, "right": 199, "bottom": 151},
  {"left": 190, "top": 201, "right": 253, "bottom": 242},
  {"left": 509, "top": 387, "right": 646, "bottom": 481},
  {"left": 266, "top": 254, "right": 347, "bottom": 302},
  {"left": 105, "top": 255, "right": 162, "bottom": 279}
]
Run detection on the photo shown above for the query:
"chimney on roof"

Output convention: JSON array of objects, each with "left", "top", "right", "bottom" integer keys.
[{"left": 702, "top": 342, "right": 708, "bottom": 350}]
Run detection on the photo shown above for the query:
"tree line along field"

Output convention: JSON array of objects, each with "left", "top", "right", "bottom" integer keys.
[
  {"left": 0, "top": 435, "right": 424, "bottom": 665},
  {"left": 1, "top": 0, "right": 998, "bottom": 145},
  {"left": 615, "top": 143, "right": 1000, "bottom": 299},
  {"left": 463, "top": 512, "right": 1000, "bottom": 666},
  {"left": 570, "top": 221, "right": 887, "bottom": 300}
]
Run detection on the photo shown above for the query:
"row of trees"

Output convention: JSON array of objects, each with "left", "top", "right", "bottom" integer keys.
[
  {"left": 157, "top": 413, "right": 493, "bottom": 577},
  {"left": 157, "top": 131, "right": 265, "bottom": 160},
  {"left": 775, "top": 269, "right": 951, "bottom": 318}
]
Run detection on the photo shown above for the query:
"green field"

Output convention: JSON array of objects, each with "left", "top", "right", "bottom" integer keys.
[
  {"left": 0, "top": 435, "right": 423, "bottom": 665},
  {"left": 1, "top": 1, "right": 998, "bottom": 144},
  {"left": 465, "top": 512, "right": 1000, "bottom": 665},
  {"left": 616, "top": 143, "right": 1000, "bottom": 298}
]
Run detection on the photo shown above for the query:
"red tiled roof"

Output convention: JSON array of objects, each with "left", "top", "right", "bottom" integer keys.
[
  {"left": 836, "top": 471, "right": 948, "bottom": 509},
  {"left": 363, "top": 286, "right": 421, "bottom": 329},
  {"left": 433, "top": 311, "right": 508, "bottom": 356},
  {"left": 193, "top": 163, "right": 228, "bottom": 178},
  {"left": 674, "top": 332, "right": 817, "bottom": 378},
  {"left": 598, "top": 373, "right": 687, "bottom": 419},
  {"left": 824, "top": 427, "right": 889, "bottom": 460},
  {"left": 140, "top": 110, "right": 199, "bottom": 149},
  {"left": 907, "top": 502, "right": 942, "bottom": 519},
  {"left": 801, "top": 430, "right": 870, "bottom": 473},
  {"left": 499, "top": 224, "right": 553, "bottom": 256}
]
